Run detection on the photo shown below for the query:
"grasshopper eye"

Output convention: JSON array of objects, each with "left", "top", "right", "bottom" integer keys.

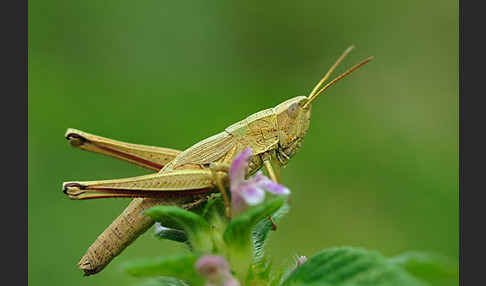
[{"left": 287, "top": 103, "right": 299, "bottom": 118}]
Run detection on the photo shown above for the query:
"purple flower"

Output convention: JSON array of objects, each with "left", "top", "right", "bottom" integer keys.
[
  {"left": 195, "top": 255, "right": 240, "bottom": 286},
  {"left": 230, "top": 147, "right": 290, "bottom": 214}
]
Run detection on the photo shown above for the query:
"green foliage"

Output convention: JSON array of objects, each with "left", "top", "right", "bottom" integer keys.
[
  {"left": 123, "top": 254, "right": 203, "bottom": 286},
  {"left": 389, "top": 252, "right": 459, "bottom": 286},
  {"left": 145, "top": 206, "right": 213, "bottom": 253},
  {"left": 281, "top": 247, "right": 427, "bottom": 286},
  {"left": 126, "top": 195, "right": 458, "bottom": 286},
  {"left": 202, "top": 194, "right": 226, "bottom": 220},
  {"left": 223, "top": 197, "right": 286, "bottom": 250},
  {"left": 249, "top": 202, "right": 290, "bottom": 284},
  {"left": 201, "top": 195, "right": 228, "bottom": 253},
  {"left": 122, "top": 194, "right": 458, "bottom": 286},
  {"left": 154, "top": 227, "right": 188, "bottom": 244},
  {"left": 139, "top": 197, "right": 288, "bottom": 284},
  {"left": 252, "top": 202, "right": 290, "bottom": 262},
  {"left": 222, "top": 197, "right": 286, "bottom": 282}
]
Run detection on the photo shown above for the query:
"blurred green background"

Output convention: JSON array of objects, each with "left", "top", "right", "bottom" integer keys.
[{"left": 29, "top": 1, "right": 458, "bottom": 285}]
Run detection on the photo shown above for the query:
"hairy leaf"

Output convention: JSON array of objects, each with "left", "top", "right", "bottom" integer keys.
[
  {"left": 223, "top": 197, "right": 285, "bottom": 250},
  {"left": 247, "top": 202, "right": 290, "bottom": 284},
  {"left": 223, "top": 197, "right": 285, "bottom": 282},
  {"left": 252, "top": 202, "right": 290, "bottom": 262},
  {"left": 282, "top": 247, "right": 427, "bottom": 286}
]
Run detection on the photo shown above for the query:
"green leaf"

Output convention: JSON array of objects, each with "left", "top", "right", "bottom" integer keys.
[
  {"left": 201, "top": 195, "right": 228, "bottom": 252},
  {"left": 123, "top": 254, "right": 203, "bottom": 286},
  {"left": 282, "top": 247, "right": 427, "bottom": 286},
  {"left": 154, "top": 226, "right": 188, "bottom": 244},
  {"left": 389, "top": 252, "right": 458, "bottom": 286},
  {"left": 202, "top": 193, "right": 225, "bottom": 220},
  {"left": 223, "top": 197, "right": 285, "bottom": 281},
  {"left": 247, "top": 202, "right": 290, "bottom": 285},
  {"left": 223, "top": 197, "right": 286, "bottom": 249},
  {"left": 252, "top": 202, "right": 290, "bottom": 262},
  {"left": 246, "top": 257, "right": 277, "bottom": 286},
  {"left": 145, "top": 206, "right": 213, "bottom": 253}
]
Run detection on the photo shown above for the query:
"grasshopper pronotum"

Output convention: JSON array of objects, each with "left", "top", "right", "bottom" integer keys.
[{"left": 62, "top": 46, "right": 373, "bottom": 275}]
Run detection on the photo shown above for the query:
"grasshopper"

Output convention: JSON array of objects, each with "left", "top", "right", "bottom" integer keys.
[{"left": 62, "top": 46, "right": 373, "bottom": 276}]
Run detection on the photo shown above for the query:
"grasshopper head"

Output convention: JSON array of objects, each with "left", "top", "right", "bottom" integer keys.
[
  {"left": 274, "top": 47, "right": 373, "bottom": 165},
  {"left": 274, "top": 96, "right": 311, "bottom": 164}
]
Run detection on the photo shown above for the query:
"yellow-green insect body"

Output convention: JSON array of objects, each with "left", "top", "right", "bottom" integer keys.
[{"left": 62, "top": 46, "right": 372, "bottom": 275}]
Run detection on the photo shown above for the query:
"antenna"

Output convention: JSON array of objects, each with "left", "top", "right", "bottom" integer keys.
[
  {"left": 303, "top": 53, "right": 374, "bottom": 109},
  {"left": 308, "top": 45, "right": 355, "bottom": 99}
]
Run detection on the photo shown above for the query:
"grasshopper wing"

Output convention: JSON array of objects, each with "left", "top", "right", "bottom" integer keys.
[{"left": 172, "top": 131, "right": 235, "bottom": 167}]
